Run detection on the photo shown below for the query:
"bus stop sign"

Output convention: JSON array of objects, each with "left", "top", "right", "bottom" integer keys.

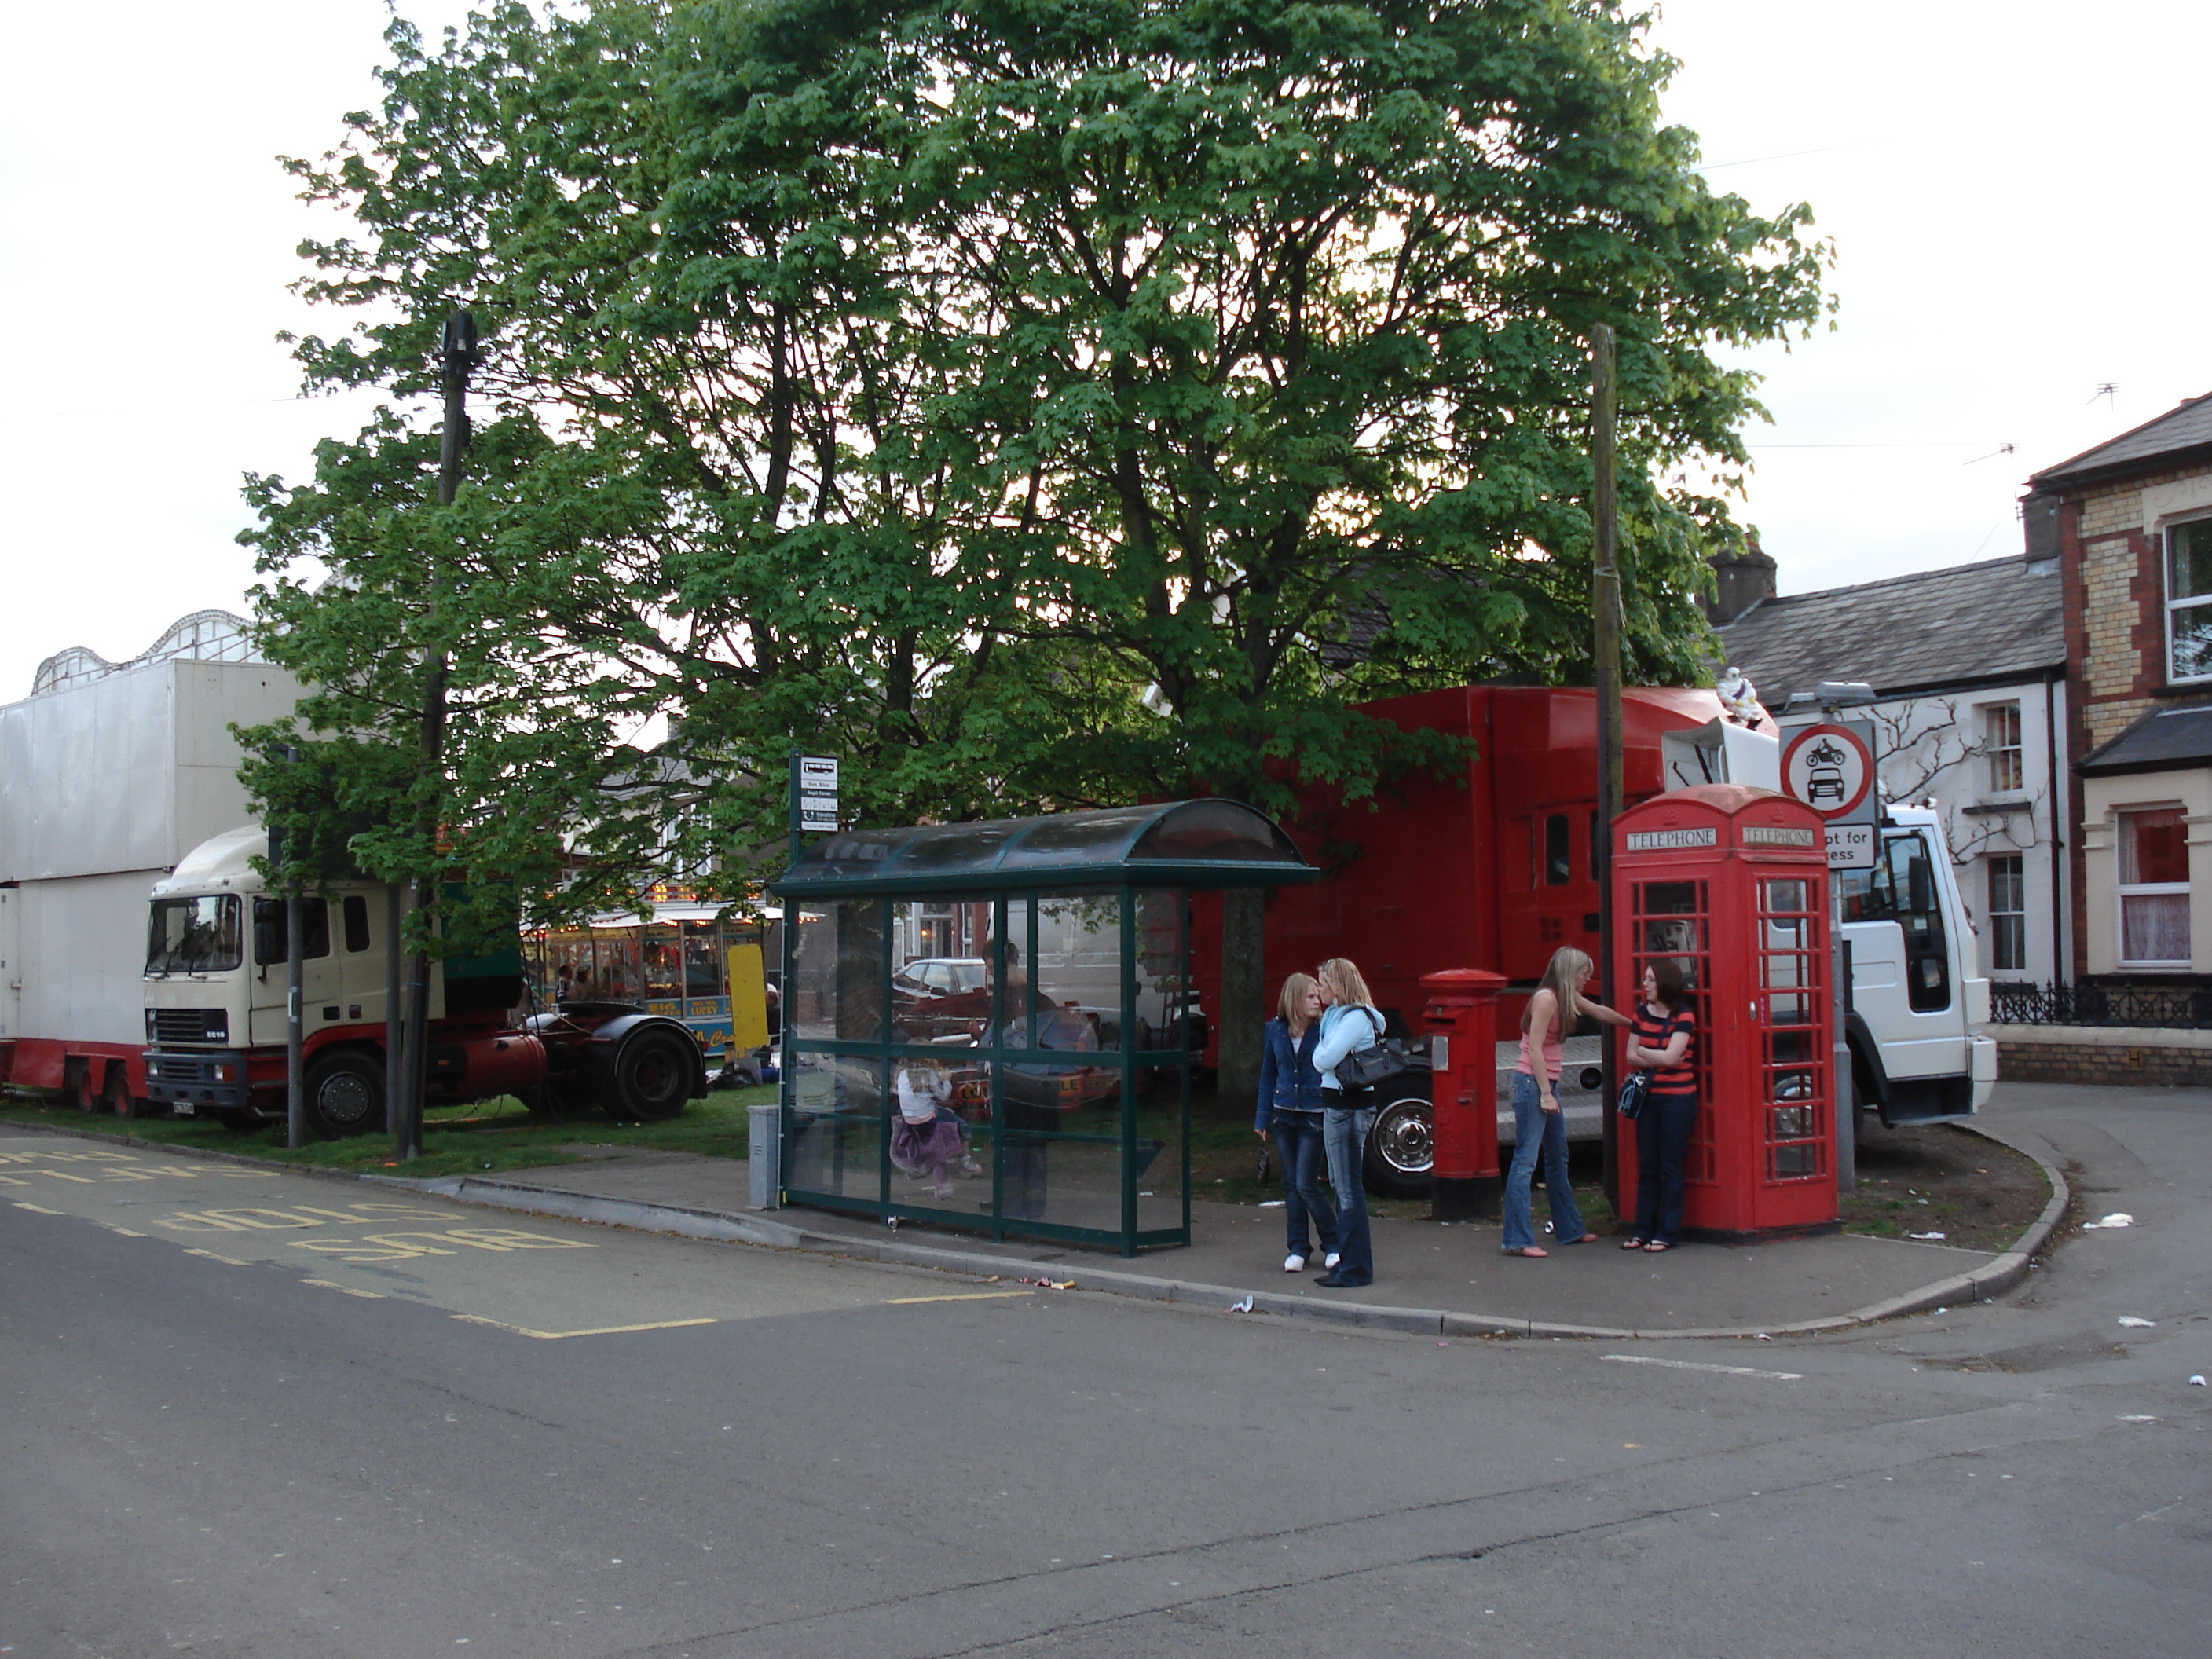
[{"left": 1780, "top": 721, "right": 1877, "bottom": 869}]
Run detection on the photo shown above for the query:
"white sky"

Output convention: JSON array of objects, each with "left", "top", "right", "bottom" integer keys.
[{"left": 2, "top": 0, "right": 2203, "bottom": 700}]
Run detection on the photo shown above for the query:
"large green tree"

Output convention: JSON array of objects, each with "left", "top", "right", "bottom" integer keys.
[{"left": 245, "top": 0, "right": 1826, "bottom": 1064}]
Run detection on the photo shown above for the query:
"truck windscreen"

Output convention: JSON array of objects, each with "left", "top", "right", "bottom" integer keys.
[{"left": 146, "top": 895, "right": 243, "bottom": 975}]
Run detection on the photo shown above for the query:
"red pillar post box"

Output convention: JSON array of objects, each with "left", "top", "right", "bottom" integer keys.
[
  {"left": 1421, "top": 968, "right": 1505, "bottom": 1221},
  {"left": 1613, "top": 786, "right": 1838, "bottom": 1240}
]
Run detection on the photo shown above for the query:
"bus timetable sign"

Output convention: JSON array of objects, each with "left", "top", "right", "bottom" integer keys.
[
  {"left": 1779, "top": 720, "right": 1877, "bottom": 869},
  {"left": 797, "top": 755, "right": 840, "bottom": 833}
]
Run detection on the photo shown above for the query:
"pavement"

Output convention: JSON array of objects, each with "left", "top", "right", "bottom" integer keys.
[{"left": 397, "top": 1104, "right": 2064, "bottom": 1342}]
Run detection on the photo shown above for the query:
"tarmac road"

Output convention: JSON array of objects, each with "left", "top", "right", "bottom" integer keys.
[{"left": 3, "top": 1081, "right": 2208, "bottom": 1658}]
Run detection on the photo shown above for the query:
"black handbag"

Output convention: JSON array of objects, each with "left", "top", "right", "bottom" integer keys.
[
  {"left": 1617, "top": 1070, "right": 1650, "bottom": 1121},
  {"left": 1335, "top": 1009, "right": 1415, "bottom": 1090}
]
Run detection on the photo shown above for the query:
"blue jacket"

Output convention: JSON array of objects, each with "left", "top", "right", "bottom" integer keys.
[
  {"left": 1254, "top": 1016, "right": 1328, "bottom": 1130},
  {"left": 1313, "top": 1002, "right": 1382, "bottom": 1092}
]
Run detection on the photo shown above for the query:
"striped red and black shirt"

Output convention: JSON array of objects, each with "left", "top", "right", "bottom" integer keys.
[{"left": 1632, "top": 1005, "right": 1696, "bottom": 1097}]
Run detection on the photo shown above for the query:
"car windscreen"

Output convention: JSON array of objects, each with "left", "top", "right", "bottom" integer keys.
[{"left": 146, "top": 895, "right": 244, "bottom": 974}]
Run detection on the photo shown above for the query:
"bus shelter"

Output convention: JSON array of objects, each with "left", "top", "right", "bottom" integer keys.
[{"left": 769, "top": 800, "right": 1317, "bottom": 1256}]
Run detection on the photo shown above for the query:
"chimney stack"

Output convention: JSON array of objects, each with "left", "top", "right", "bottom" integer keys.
[{"left": 1706, "top": 529, "right": 1778, "bottom": 625}]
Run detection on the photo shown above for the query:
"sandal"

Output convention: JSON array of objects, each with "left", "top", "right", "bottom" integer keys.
[
  {"left": 1563, "top": 1232, "right": 1602, "bottom": 1245},
  {"left": 1503, "top": 1245, "right": 1548, "bottom": 1258},
  {"left": 1643, "top": 1240, "right": 1674, "bottom": 1253},
  {"left": 1620, "top": 1236, "right": 1648, "bottom": 1251}
]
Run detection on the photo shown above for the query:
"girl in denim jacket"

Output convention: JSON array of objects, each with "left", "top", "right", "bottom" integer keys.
[{"left": 1255, "top": 973, "right": 1338, "bottom": 1273}]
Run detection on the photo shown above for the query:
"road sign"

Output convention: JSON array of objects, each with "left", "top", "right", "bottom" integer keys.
[
  {"left": 796, "top": 755, "right": 839, "bottom": 833},
  {"left": 1779, "top": 721, "right": 1877, "bottom": 870}
]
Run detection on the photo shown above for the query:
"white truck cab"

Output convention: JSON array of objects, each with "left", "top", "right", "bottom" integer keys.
[{"left": 1837, "top": 806, "right": 1998, "bottom": 1121}]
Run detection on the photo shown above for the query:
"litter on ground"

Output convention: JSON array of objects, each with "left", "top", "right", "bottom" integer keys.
[{"left": 2083, "top": 1213, "right": 2135, "bottom": 1229}]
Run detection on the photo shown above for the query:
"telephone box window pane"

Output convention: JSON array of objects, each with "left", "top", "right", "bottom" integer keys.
[
  {"left": 1771, "top": 1104, "right": 1814, "bottom": 1140},
  {"left": 1544, "top": 815, "right": 1571, "bottom": 885},
  {"left": 1763, "top": 879, "right": 1810, "bottom": 914},
  {"left": 2119, "top": 808, "right": 2188, "bottom": 884},
  {"left": 1771, "top": 1144, "right": 1818, "bottom": 1179}
]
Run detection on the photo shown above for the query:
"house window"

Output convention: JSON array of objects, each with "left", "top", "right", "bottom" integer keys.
[
  {"left": 1985, "top": 703, "right": 2023, "bottom": 793},
  {"left": 2166, "top": 518, "right": 2212, "bottom": 682},
  {"left": 2117, "top": 808, "right": 2191, "bottom": 966},
  {"left": 1987, "top": 855, "right": 2026, "bottom": 974}
]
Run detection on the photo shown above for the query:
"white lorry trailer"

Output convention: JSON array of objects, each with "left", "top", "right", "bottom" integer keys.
[{"left": 0, "top": 624, "right": 302, "bottom": 1114}]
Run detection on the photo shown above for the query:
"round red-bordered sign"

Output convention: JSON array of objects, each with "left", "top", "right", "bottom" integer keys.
[{"left": 1780, "top": 723, "right": 1874, "bottom": 819}]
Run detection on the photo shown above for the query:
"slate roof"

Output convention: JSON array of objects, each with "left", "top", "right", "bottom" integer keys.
[
  {"left": 2031, "top": 393, "right": 2212, "bottom": 489},
  {"left": 2078, "top": 701, "right": 2212, "bottom": 776},
  {"left": 1715, "top": 555, "right": 2063, "bottom": 701}
]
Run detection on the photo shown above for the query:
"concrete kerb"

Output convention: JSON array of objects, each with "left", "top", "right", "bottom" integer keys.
[{"left": 0, "top": 1114, "right": 2075, "bottom": 1342}]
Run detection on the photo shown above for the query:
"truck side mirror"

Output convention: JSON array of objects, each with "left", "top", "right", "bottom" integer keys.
[{"left": 1906, "top": 856, "right": 1934, "bottom": 916}]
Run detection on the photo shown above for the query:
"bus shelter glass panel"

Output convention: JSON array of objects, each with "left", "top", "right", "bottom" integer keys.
[
  {"left": 1759, "top": 877, "right": 1828, "bottom": 1181},
  {"left": 1632, "top": 878, "right": 1714, "bottom": 1185},
  {"left": 787, "top": 1053, "right": 883, "bottom": 1204},
  {"left": 783, "top": 887, "right": 1194, "bottom": 1255}
]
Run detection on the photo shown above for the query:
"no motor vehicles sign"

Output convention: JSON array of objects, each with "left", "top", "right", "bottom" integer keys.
[{"left": 1780, "top": 721, "right": 1877, "bottom": 869}]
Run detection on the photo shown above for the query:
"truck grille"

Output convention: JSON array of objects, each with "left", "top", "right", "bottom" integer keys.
[{"left": 149, "top": 1009, "right": 229, "bottom": 1043}]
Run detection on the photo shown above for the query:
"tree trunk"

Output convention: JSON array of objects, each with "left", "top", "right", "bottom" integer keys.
[{"left": 1214, "top": 887, "right": 1266, "bottom": 1118}]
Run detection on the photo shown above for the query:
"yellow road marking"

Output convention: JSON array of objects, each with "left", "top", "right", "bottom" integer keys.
[
  {"left": 38, "top": 1170, "right": 95, "bottom": 1183},
  {"left": 105, "top": 1225, "right": 148, "bottom": 1237},
  {"left": 12, "top": 1202, "right": 63, "bottom": 1214},
  {"left": 183, "top": 1247, "right": 251, "bottom": 1266},
  {"left": 301, "top": 1279, "right": 386, "bottom": 1298},
  {"left": 449, "top": 1313, "right": 718, "bottom": 1340},
  {"left": 883, "top": 1290, "right": 1037, "bottom": 1305}
]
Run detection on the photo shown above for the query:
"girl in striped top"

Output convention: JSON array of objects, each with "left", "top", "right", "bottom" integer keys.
[{"left": 1623, "top": 958, "right": 1697, "bottom": 1251}]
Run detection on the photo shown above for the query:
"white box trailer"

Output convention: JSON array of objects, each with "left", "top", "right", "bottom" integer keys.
[{"left": 0, "top": 631, "right": 301, "bottom": 1112}]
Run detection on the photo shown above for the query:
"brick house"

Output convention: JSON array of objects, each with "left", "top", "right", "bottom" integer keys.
[{"left": 2028, "top": 395, "right": 2212, "bottom": 987}]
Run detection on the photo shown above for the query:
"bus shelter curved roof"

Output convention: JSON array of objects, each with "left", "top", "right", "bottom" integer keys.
[{"left": 770, "top": 799, "right": 1316, "bottom": 898}]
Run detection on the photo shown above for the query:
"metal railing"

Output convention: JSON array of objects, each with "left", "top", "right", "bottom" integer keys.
[{"left": 1988, "top": 981, "right": 2212, "bottom": 1030}]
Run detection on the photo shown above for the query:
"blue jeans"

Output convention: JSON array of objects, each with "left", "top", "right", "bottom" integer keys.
[
  {"left": 1633, "top": 1093, "right": 1698, "bottom": 1244},
  {"left": 1273, "top": 1114, "right": 1337, "bottom": 1260},
  {"left": 1502, "top": 1071, "right": 1586, "bottom": 1251},
  {"left": 1321, "top": 1094, "right": 1375, "bottom": 1284}
]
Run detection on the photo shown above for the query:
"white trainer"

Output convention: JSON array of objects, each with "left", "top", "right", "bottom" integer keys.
[
  {"left": 1324, "top": 1252, "right": 1342, "bottom": 1269},
  {"left": 1284, "top": 1254, "right": 1306, "bottom": 1273}
]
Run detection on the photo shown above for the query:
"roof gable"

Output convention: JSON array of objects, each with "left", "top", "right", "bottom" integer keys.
[
  {"left": 2032, "top": 394, "right": 2212, "bottom": 488},
  {"left": 1716, "top": 555, "right": 2062, "bottom": 701}
]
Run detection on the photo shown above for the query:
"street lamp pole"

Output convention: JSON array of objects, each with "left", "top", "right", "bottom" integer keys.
[{"left": 1591, "top": 325, "right": 1625, "bottom": 1213}]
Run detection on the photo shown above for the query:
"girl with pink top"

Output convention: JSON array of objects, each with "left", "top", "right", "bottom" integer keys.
[{"left": 1502, "top": 947, "right": 1632, "bottom": 1258}]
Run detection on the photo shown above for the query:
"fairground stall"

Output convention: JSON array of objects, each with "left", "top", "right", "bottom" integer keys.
[
  {"left": 526, "top": 901, "right": 777, "bottom": 1064},
  {"left": 769, "top": 801, "right": 1317, "bottom": 1256}
]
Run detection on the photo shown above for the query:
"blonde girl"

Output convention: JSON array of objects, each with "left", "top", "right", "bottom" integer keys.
[{"left": 1502, "top": 947, "right": 1632, "bottom": 1258}]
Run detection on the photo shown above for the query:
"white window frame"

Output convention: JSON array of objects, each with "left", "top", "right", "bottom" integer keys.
[
  {"left": 2164, "top": 515, "right": 2212, "bottom": 685},
  {"left": 2115, "top": 804, "right": 2192, "bottom": 969},
  {"left": 1983, "top": 701, "right": 2023, "bottom": 795},
  {"left": 1986, "top": 853, "right": 2027, "bottom": 975}
]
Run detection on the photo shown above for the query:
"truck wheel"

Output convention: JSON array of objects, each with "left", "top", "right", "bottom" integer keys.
[
  {"left": 1362, "top": 1089, "right": 1434, "bottom": 1199},
  {"left": 65, "top": 1059, "right": 97, "bottom": 1114},
  {"left": 306, "top": 1051, "right": 386, "bottom": 1139},
  {"left": 605, "top": 1027, "right": 695, "bottom": 1122},
  {"left": 101, "top": 1066, "right": 137, "bottom": 1119}
]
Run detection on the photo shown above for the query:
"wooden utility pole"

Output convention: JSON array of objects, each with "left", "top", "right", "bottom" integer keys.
[
  {"left": 396, "top": 309, "right": 477, "bottom": 1160},
  {"left": 1591, "top": 325, "right": 1625, "bottom": 1214}
]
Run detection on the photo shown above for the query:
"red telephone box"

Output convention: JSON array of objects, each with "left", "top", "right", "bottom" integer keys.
[{"left": 1613, "top": 785, "right": 1838, "bottom": 1240}]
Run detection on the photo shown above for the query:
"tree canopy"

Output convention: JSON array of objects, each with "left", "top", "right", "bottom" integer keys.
[{"left": 242, "top": 0, "right": 1827, "bottom": 925}]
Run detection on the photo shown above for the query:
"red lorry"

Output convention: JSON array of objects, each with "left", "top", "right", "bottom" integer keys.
[{"left": 1189, "top": 684, "right": 1744, "bottom": 1191}]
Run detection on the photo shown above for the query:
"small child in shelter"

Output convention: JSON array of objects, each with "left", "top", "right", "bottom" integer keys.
[{"left": 891, "top": 1060, "right": 981, "bottom": 1199}]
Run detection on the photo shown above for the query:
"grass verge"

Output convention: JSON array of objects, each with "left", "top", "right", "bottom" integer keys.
[{"left": 0, "top": 1086, "right": 776, "bottom": 1181}]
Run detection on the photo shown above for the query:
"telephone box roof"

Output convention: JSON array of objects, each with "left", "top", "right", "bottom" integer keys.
[{"left": 770, "top": 799, "right": 1317, "bottom": 899}]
